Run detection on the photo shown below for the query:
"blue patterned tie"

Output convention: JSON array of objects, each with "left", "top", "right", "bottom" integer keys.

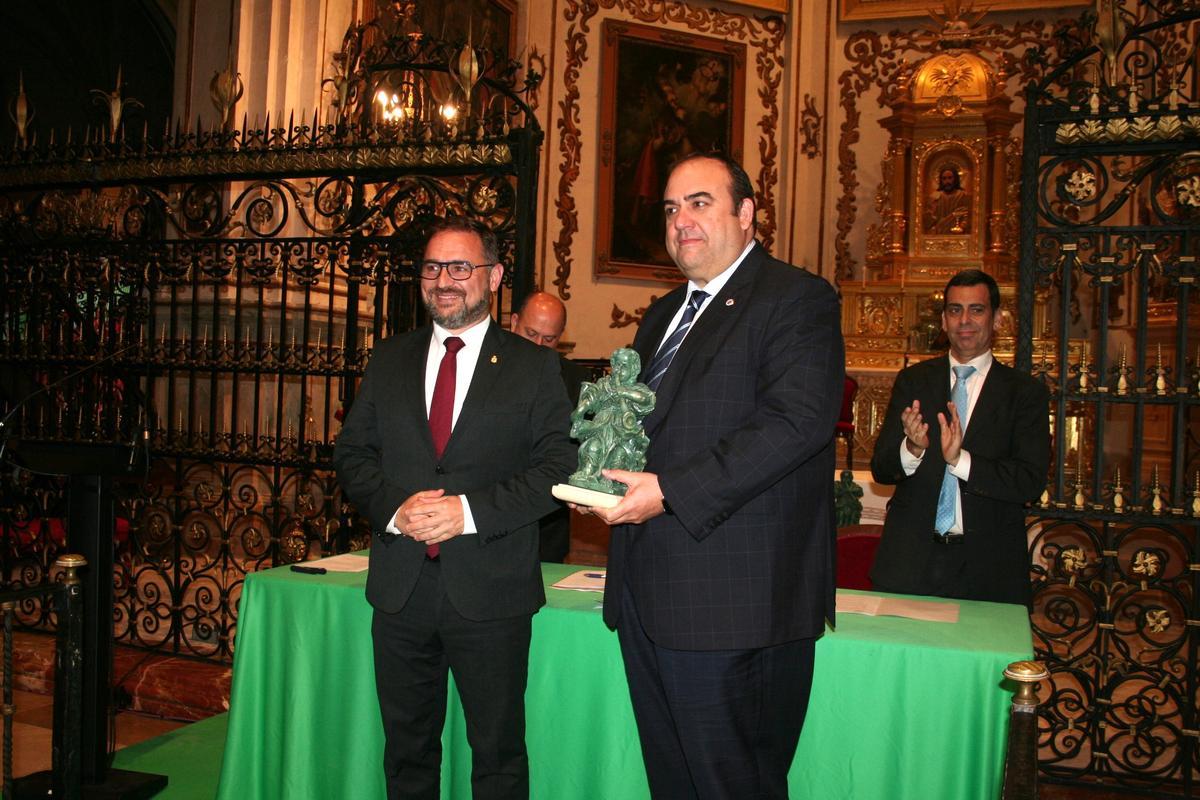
[
  {"left": 934, "top": 365, "right": 976, "bottom": 535},
  {"left": 644, "top": 290, "right": 708, "bottom": 391}
]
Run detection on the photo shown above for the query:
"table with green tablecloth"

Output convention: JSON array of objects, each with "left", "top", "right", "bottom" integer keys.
[{"left": 215, "top": 559, "right": 1031, "bottom": 800}]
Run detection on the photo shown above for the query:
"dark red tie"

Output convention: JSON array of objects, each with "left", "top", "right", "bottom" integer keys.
[{"left": 426, "top": 336, "right": 464, "bottom": 558}]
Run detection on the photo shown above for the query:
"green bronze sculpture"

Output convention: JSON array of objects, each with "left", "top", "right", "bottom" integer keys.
[
  {"left": 834, "top": 470, "right": 864, "bottom": 528},
  {"left": 552, "top": 348, "right": 655, "bottom": 507}
]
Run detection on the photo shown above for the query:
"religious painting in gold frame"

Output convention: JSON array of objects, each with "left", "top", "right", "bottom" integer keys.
[
  {"left": 594, "top": 21, "right": 746, "bottom": 283},
  {"left": 838, "top": 0, "right": 1087, "bottom": 22},
  {"left": 913, "top": 143, "right": 982, "bottom": 259}
]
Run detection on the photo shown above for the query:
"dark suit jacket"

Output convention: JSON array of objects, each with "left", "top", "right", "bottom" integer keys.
[
  {"left": 538, "top": 355, "right": 593, "bottom": 562},
  {"left": 333, "top": 321, "right": 575, "bottom": 620},
  {"left": 869, "top": 355, "right": 1050, "bottom": 605},
  {"left": 603, "top": 244, "right": 845, "bottom": 651},
  {"left": 559, "top": 355, "right": 590, "bottom": 407}
]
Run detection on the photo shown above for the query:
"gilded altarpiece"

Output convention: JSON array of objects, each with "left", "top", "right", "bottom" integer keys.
[{"left": 842, "top": 47, "right": 1029, "bottom": 461}]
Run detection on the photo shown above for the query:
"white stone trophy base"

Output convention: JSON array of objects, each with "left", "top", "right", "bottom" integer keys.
[{"left": 551, "top": 483, "right": 621, "bottom": 509}]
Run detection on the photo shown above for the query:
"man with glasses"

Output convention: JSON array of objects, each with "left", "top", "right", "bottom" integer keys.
[{"left": 334, "top": 217, "right": 574, "bottom": 799}]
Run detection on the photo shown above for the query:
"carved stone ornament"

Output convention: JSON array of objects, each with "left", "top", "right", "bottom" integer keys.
[
  {"left": 801, "top": 93, "right": 822, "bottom": 158},
  {"left": 855, "top": 295, "right": 903, "bottom": 336}
]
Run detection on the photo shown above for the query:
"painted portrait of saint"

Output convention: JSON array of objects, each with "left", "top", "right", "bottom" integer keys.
[
  {"left": 609, "top": 40, "right": 740, "bottom": 266},
  {"left": 924, "top": 163, "right": 971, "bottom": 235}
]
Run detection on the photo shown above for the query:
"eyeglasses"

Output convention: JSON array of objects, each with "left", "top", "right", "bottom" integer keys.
[{"left": 418, "top": 260, "right": 495, "bottom": 280}]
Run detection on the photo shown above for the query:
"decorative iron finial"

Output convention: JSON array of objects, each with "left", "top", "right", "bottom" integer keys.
[
  {"left": 91, "top": 65, "right": 142, "bottom": 143},
  {"left": 452, "top": 41, "right": 481, "bottom": 115},
  {"left": 1153, "top": 343, "right": 1169, "bottom": 396},
  {"left": 1077, "top": 342, "right": 1093, "bottom": 393},
  {"left": 1093, "top": 0, "right": 1127, "bottom": 88},
  {"left": 322, "top": 51, "right": 354, "bottom": 122},
  {"left": 1110, "top": 467, "right": 1125, "bottom": 514},
  {"left": 1072, "top": 444, "right": 1087, "bottom": 511},
  {"left": 8, "top": 70, "right": 34, "bottom": 147},
  {"left": 1114, "top": 344, "right": 1130, "bottom": 395},
  {"left": 1149, "top": 465, "right": 1165, "bottom": 515},
  {"left": 1190, "top": 471, "right": 1200, "bottom": 517},
  {"left": 1166, "top": 81, "right": 1186, "bottom": 112},
  {"left": 210, "top": 58, "right": 244, "bottom": 129}
]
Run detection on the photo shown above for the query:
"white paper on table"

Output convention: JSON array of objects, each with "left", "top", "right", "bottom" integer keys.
[
  {"left": 552, "top": 569, "right": 607, "bottom": 592},
  {"left": 836, "top": 591, "right": 959, "bottom": 623},
  {"left": 300, "top": 553, "right": 371, "bottom": 573}
]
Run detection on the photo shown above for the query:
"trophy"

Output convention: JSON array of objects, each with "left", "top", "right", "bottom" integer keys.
[{"left": 552, "top": 348, "right": 656, "bottom": 509}]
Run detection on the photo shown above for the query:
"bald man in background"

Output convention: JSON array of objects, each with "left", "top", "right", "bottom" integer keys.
[{"left": 511, "top": 291, "right": 591, "bottom": 561}]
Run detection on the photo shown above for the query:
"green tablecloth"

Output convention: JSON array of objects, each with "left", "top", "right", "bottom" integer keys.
[{"left": 216, "top": 559, "right": 1031, "bottom": 799}]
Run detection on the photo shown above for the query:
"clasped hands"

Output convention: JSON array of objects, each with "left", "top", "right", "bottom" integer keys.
[
  {"left": 901, "top": 399, "right": 964, "bottom": 467},
  {"left": 569, "top": 469, "right": 666, "bottom": 525},
  {"left": 392, "top": 489, "right": 464, "bottom": 545}
]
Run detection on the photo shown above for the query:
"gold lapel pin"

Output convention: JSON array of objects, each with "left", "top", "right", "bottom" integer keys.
[
  {"left": 725, "top": 298, "right": 735, "bottom": 306},
  {"left": 490, "top": 354, "right": 499, "bottom": 364}
]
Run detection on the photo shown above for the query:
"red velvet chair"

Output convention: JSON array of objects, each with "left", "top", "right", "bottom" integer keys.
[
  {"left": 835, "top": 375, "right": 859, "bottom": 471},
  {"left": 835, "top": 524, "right": 882, "bottom": 590}
]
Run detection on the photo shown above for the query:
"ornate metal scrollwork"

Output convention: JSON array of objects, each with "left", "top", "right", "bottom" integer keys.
[
  {"left": 1020, "top": 4, "right": 1200, "bottom": 793},
  {"left": 0, "top": 16, "right": 543, "bottom": 666}
]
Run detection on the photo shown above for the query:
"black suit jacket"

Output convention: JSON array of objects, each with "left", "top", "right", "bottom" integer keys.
[
  {"left": 603, "top": 244, "right": 845, "bottom": 650},
  {"left": 869, "top": 355, "right": 1050, "bottom": 605},
  {"left": 537, "top": 355, "right": 593, "bottom": 562},
  {"left": 558, "top": 355, "right": 590, "bottom": 407},
  {"left": 333, "top": 322, "right": 575, "bottom": 619}
]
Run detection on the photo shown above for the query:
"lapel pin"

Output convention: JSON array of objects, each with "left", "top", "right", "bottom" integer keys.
[
  {"left": 725, "top": 298, "right": 735, "bottom": 306},
  {"left": 490, "top": 354, "right": 499, "bottom": 364}
]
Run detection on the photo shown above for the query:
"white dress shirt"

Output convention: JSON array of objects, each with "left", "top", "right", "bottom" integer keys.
[
  {"left": 651, "top": 239, "right": 756, "bottom": 354},
  {"left": 899, "top": 350, "right": 994, "bottom": 534},
  {"left": 387, "top": 317, "right": 491, "bottom": 536}
]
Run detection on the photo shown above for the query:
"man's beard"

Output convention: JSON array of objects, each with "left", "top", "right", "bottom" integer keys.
[{"left": 423, "top": 286, "right": 492, "bottom": 330}]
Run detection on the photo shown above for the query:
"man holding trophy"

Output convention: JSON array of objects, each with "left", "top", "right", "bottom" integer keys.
[{"left": 569, "top": 153, "right": 845, "bottom": 799}]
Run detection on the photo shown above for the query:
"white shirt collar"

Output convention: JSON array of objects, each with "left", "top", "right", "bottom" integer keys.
[
  {"left": 949, "top": 349, "right": 993, "bottom": 377},
  {"left": 433, "top": 316, "right": 490, "bottom": 349},
  {"left": 687, "top": 239, "right": 756, "bottom": 298}
]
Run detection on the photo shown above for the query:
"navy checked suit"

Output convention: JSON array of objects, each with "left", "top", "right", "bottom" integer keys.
[{"left": 604, "top": 243, "right": 844, "bottom": 797}]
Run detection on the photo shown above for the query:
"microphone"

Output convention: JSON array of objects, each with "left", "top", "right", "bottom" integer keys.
[{"left": 0, "top": 342, "right": 141, "bottom": 464}]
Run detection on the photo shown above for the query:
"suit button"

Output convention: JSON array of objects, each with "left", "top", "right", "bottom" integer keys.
[{"left": 435, "top": 465, "right": 445, "bottom": 474}]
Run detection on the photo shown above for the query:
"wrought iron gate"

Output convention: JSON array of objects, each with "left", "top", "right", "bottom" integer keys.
[
  {"left": 0, "top": 19, "right": 543, "bottom": 661},
  {"left": 1018, "top": 3, "right": 1200, "bottom": 794}
]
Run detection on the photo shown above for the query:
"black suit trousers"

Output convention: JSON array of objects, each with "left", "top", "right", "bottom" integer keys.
[
  {"left": 617, "top": 583, "right": 815, "bottom": 800},
  {"left": 371, "top": 558, "right": 532, "bottom": 800}
]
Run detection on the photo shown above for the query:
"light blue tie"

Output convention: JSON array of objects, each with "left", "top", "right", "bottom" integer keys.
[
  {"left": 644, "top": 290, "right": 708, "bottom": 391},
  {"left": 934, "top": 365, "right": 976, "bottom": 535}
]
